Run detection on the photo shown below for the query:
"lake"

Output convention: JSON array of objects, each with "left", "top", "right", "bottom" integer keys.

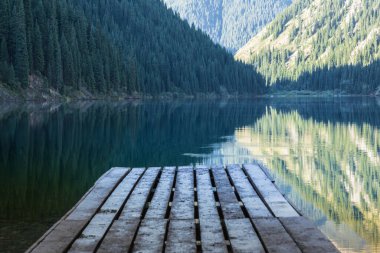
[{"left": 0, "top": 98, "right": 379, "bottom": 252}]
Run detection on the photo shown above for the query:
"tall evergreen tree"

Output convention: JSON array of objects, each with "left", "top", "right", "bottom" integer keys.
[
  {"left": 9, "top": 0, "right": 29, "bottom": 87},
  {"left": 60, "top": 34, "right": 74, "bottom": 87},
  {"left": 0, "top": 38, "right": 9, "bottom": 63},
  {"left": 23, "top": 0, "right": 33, "bottom": 69},
  {"left": 0, "top": 37, "right": 10, "bottom": 83},
  {"left": 33, "top": 24, "right": 44, "bottom": 73},
  {"left": 0, "top": 0, "right": 10, "bottom": 39}
]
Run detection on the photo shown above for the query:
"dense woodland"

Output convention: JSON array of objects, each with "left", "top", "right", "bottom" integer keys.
[
  {"left": 0, "top": 0, "right": 266, "bottom": 97},
  {"left": 240, "top": 0, "right": 380, "bottom": 94},
  {"left": 163, "top": 0, "right": 291, "bottom": 52}
]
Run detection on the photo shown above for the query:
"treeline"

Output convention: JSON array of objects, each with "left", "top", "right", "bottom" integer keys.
[
  {"left": 0, "top": 0, "right": 266, "bottom": 97},
  {"left": 273, "top": 60, "right": 380, "bottom": 94}
]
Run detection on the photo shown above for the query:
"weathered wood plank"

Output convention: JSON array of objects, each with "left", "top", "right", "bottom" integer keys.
[
  {"left": 196, "top": 166, "right": 228, "bottom": 253},
  {"left": 69, "top": 168, "right": 145, "bottom": 252},
  {"left": 67, "top": 168, "right": 130, "bottom": 221},
  {"left": 119, "top": 167, "right": 161, "bottom": 219},
  {"left": 132, "top": 219, "right": 168, "bottom": 253},
  {"left": 170, "top": 166, "right": 194, "bottom": 219},
  {"left": 97, "top": 219, "right": 139, "bottom": 253},
  {"left": 225, "top": 219, "right": 265, "bottom": 253},
  {"left": 166, "top": 220, "right": 196, "bottom": 253},
  {"left": 211, "top": 166, "right": 245, "bottom": 219},
  {"left": 227, "top": 165, "right": 272, "bottom": 218},
  {"left": 101, "top": 168, "right": 145, "bottom": 212},
  {"left": 69, "top": 213, "right": 114, "bottom": 253},
  {"left": 253, "top": 218, "right": 301, "bottom": 253},
  {"left": 280, "top": 217, "right": 340, "bottom": 253},
  {"left": 244, "top": 164, "right": 299, "bottom": 218},
  {"left": 28, "top": 220, "right": 88, "bottom": 253},
  {"left": 196, "top": 166, "right": 218, "bottom": 218},
  {"left": 199, "top": 218, "right": 228, "bottom": 253},
  {"left": 145, "top": 167, "right": 175, "bottom": 219},
  {"left": 28, "top": 168, "right": 129, "bottom": 253}
]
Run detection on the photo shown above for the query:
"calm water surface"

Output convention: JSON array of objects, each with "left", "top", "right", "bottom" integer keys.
[{"left": 0, "top": 98, "right": 379, "bottom": 252}]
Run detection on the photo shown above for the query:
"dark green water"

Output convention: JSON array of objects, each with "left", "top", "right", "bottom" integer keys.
[{"left": 0, "top": 98, "right": 379, "bottom": 252}]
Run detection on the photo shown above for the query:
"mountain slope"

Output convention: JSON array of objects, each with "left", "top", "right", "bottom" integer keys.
[
  {"left": 235, "top": 0, "right": 380, "bottom": 94},
  {"left": 0, "top": 0, "right": 266, "bottom": 99},
  {"left": 163, "top": 0, "right": 291, "bottom": 52}
]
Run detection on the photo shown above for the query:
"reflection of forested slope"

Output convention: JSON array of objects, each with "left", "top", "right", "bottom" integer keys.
[
  {"left": 269, "top": 97, "right": 380, "bottom": 126},
  {"left": 0, "top": 100, "right": 266, "bottom": 251},
  {"left": 0, "top": 101, "right": 266, "bottom": 220},
  {"left": 235, "top": 108, "right": 380, "bottom": 250}
]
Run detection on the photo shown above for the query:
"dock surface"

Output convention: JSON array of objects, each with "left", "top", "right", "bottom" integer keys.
[{"left": 27, "top": 164, "right": 340, "bottom": 253}]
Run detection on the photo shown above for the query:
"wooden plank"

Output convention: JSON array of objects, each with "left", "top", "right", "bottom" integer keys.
[
  {"left": 280, "top": 217, "right": 340, "bottom": 253},
  {"left": 66, "top": 168, "right": 130, "bottom": 221},
  {"left": 199, "top": 218, "right": 228, "bottom": 253},
  {"left": 27, "top": 220, "right": 87, "bottom": 253},
  {"left": 101, "top": 168, "right": 145, "bottom": 212},
  {"left": 119, "top": 167, "right": 161, "bottom": 219},
  {"left": 170, "top": 166, "right": 194, "bottom": 219},
  {"left": 196, "top": 166, "right": 228, "bottom": 253},
  {"left": 97, "top": 219, "right": 139, "bottom": 253},
  {"left": 68, "top": 213, "right": 114, "bottom": 253},
  {"left": 145, "top": 167, "right": 175, "bottom": 218},
  {"left": 244, "top": 164, "right": 299, "bottom": 217},
  {"left": 225, "top": 219, "right": 265, "bottom": 253},
  {"left": 132, "top": 219, "right": 168, "bottom": 253},
  {"left": 253, "top": 218, "right": 301, "bottom": 253},
  {"left": 227, "top": 165, "right": 272, "bottom": 218},
  {"left": 196, "top": 166, "right": 218, "bottom": 218},
  {"left": 28, "top": 168, "right": 129, "bottom": 253},
  {"left": 166, "top": 220, "right": 196, "bottom": 253},
  {"left": 211, "top": 166, "right": 245, "bottom": 219},
  {"left": 69, "top": 168, "right": 145, "bottom": 252}
]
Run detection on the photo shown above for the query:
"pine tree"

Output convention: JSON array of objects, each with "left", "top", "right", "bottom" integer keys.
[
  {"left": 10, "top": 0, "right": 30, "bottom": 88},
  {"left": 33, "top": 24, "right": 44, "bottom": 73},
  {"left": 0, "top": 0, "right": 10, "bottom": 39},
  {"left": 0, "top": 38, "right": 9, "bottom": 63},
  {"left": 23, "top": 0, "right": 33, "bottom": 70},
  {"left": 61, "top": 34, "right": 74, "bottom": 87}
]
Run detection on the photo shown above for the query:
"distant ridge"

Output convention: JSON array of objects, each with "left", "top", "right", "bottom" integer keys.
[{"left": 163, "top": 0, "right": 291, "bottom": 52}]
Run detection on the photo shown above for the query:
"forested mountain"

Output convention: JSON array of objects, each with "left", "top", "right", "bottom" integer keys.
[
  {"left": 163, "top": 0, "right": 291, "bottom": 52},
  {"left": 0, "top": 0, "right": 266, "bottom": 99},
  {"left": 235, "top": 0, "right": 380, "bottom": 94}
]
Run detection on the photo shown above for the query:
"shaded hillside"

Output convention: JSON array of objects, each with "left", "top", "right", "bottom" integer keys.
[
  {"left": 163, "top": 0, "right": 291, "bottom": 52},
  {"left": 0, "top": 0, "right": 266, "bottom": 99}
]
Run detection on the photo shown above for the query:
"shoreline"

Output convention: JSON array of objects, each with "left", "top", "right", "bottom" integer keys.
[{"left": 1, "top": 82, "right": 379, "bottom": 102}]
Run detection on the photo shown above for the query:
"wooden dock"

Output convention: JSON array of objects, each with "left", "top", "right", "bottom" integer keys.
[{"left": 27, "top": 164, "right": 340, "bottom": 253}]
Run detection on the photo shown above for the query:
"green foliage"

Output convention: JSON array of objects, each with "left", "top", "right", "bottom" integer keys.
[
  {"left": 9, "top": 0, "right": 29, "bottom": 87},
  {"left": 0, "top": 0, "right": 266, "bottom": 96},
  {"left": 33, "top": 24, "right": 44, "bottom": 73},
  {"left": 245, "top": 0, "right": 380, "bottom": 94}
]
